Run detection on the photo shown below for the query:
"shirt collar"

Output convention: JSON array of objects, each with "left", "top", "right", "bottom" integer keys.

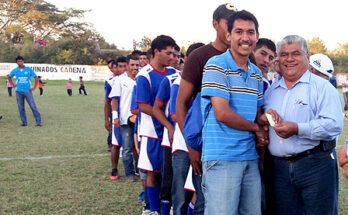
[
  {"left": 275, "top": 70, "right": 310, "bottom": 89},
  {"left": 226, "top": 49, "right": 252, "bottom": 73}
]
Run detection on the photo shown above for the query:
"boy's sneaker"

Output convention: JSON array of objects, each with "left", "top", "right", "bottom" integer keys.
[{"left": 110, "top": 168, "right": 119, "bottom": 180}]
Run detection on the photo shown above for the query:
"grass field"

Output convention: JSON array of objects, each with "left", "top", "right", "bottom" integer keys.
[{"left": 0, "top": 77, "right": 347, "bottom": 214}]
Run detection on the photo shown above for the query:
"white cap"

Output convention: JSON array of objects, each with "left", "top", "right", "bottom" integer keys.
[{"left": 309, "top": 53, "right": 334, "bottom": 78}]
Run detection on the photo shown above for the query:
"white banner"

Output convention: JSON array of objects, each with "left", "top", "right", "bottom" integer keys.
[{"left": 0, "top": 63, "right": 111, "bottom": 81}]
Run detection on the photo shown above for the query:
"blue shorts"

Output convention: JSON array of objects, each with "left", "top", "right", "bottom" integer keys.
[
  {"left": 112, "top": 124, "right": 122, "bottom": 146},
  {"left": 137, "top": 136, "right": 163, "bottom": 172}
]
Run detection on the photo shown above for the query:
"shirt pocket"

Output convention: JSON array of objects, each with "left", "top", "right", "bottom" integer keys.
[{"left": 292, "top": 102, "right": 311, "bottom": 123}]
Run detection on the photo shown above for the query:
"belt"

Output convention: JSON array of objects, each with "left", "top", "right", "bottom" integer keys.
[{"left": 276, "top": 139, "right": 336, "bottom": 162}]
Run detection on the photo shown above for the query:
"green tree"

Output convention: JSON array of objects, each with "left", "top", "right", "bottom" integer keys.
[
  {"left": 0, "top": 0, "right": 88, "bottom": 42},
  {"left": 307, "top": 37, "right": 327, "bottom": 55}
]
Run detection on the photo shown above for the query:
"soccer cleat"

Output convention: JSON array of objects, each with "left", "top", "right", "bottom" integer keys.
[{"left": 110, "top": 168, "right": 119, "bottom": 180}]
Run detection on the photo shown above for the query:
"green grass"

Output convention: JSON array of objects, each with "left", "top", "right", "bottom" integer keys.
[
  {"left": 0, "top": 78, "right": 143, "bottom": 215},
  {"left": 0, "top": 77, "right": 347, "bottom": 214}
]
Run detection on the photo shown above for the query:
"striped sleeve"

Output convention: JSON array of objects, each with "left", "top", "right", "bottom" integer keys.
[{"left": 201, "top": 60, "right": 229, "bottom": 100}]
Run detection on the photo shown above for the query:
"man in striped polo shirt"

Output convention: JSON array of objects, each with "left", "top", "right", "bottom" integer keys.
[{"left": 201, "top": 10, "right": 267, "bottom": 214}]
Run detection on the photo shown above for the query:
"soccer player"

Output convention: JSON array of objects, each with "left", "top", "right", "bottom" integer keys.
[
  {"left": 109, "top": 55, "right": 139, "bottom": 182},
  {"left": 153, "top": 64, "right": 180, "bottom": 215},
  {"left": 136, "top": 35, "right": 177, "bottom": 214}
]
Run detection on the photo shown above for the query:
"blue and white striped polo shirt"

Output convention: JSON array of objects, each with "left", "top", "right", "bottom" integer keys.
[{"left": 201, "top": 49, "right": 263, "bottom": 162}]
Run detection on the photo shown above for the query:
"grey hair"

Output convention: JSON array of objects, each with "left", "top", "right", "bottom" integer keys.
[{"left": 276, "top": 35, "right": 309, "bottom": 56}]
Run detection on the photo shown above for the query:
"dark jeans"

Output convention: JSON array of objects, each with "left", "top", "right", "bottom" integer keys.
[
  {"left": 263, "top": 148, "right": 276, "bottom": 215},
  {"left": 273, "top": 149, "right": 338, "bottom": 215},
  {"left": 160, "top": 147, "right": 173, "bottom": 201},
  {"left": 79, "top": 86, "right": 87, "bottom": 95},
  {"left": 16, "top": 91, "right": 41, "bottom": 125},
  {"left": 67, "top": 89, "right": 72, "bottom": 96},
  {"left": 39, "top": 88, "right": 43, "bottom": 95},
  {"left": 172, "top": 150, "right": 193, "bottom": 215},
  {"left": 8, "top": 87, "right": 12, "bottom": 96}
]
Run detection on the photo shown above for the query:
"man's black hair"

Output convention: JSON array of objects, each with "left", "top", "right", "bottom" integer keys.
[
  {"left": 107, "top": 59, "right": 115, "bottom": 65},
  {"left": 15, "top": 55, "right": 24, "bottom": 61},
  {"left": 126, "top": 54, "right": 139, "bottom": 63},
  {"left": 186, "top": 42, "right": 205, "bottom": 57},
  {"left": 79, "top": 76, "right": 83, "bottom": 78},
  {"left": 151, "top": 35, "right": 176, "bottom": 57},
  {"left": 140, "top": 51, "right": 147, "bottom": 56},
  {"left": 227, "top": 10, "right": 259, "bottom": 34},
  {"left": 116, "top": 56, "right": 127, "bottom": 66},
  {"left": 131, "top": 50, "right": 142, "bottom": 57},
  {"left": 255, "top": 38, "right": 276, "bottom": 53},
  {"left": 146, "top": 48, "right": 153, "bottom": 60},
  {"left": 174, "top": 43, "right": 180, "bottom": 52}
]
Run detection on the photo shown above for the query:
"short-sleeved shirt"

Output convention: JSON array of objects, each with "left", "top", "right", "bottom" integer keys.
[
  {"left": 9, "top": 66, "right": 37, "bottom": 92},
  {"left": 170, "top": 76, "right": 192, "bottom": 153},
  {"left": 136, "top": 64, "right": 177, "bottom": 139},
  {"left": 105, "top": 76, "right": 114, "bottom": 101},
  {"left": 201, "top": 49, "right": 264, "bottom": 162},
  {"left": 109, "top": 74, "right": 136, "bottom": 125},
  {"left": 156, "top": 72, "right": 180, "bottom": 147},
  {"left": 182, "top": 43, "right": 224, "bottom": 97}
]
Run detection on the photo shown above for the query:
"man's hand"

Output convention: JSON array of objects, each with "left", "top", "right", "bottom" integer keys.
[
  {"left": 338, "top": 145, "right": 348, "bottom": 167},
  {"left": 114, "top": 118, "right": 121, "bottom": 128},
  {"left": 274, "top": 121, "right": 298, "bottom": 138},
  {"left": 105, "top": 120, "right": 111, "bottom": 131},
  {"left": 259, "top": 109, "right": 282, "bottom": 126},
  {"left": 29, "top": 87, "right": 35, "bottom": 92},
  {"left": 187, "top": 145, "right": 202, "bottom": 176},
  {"left": 168, "top": 124, "right": 174, "bottom": 143},
  {"left": 255, "top": 124, "right": 269, "bottom": 147}
]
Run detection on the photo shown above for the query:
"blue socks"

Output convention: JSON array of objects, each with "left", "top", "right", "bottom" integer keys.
[
  {"left": 187, "top": 201, "right": 195, "bottom": 215},
  {"left": 161, "top": 200, "right": 171, "bottom": 215},
  {"left": 147, "top": 185, "right": 159, "bottom": 212}
]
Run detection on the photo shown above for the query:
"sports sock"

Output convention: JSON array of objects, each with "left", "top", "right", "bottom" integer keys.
[
  {"left": 161, "top": 200, "right": 171, "bottom": 215},
  {"left": 147, "top": 185, "right": 159, "bottom": 212},
  {"left": 187, "top": 201, "right": 195, "bottom": 215}
]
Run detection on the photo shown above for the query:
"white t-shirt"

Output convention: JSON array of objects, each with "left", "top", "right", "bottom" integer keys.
[{"left": 109, "top": 73, "right": 136, "bottom": 125}]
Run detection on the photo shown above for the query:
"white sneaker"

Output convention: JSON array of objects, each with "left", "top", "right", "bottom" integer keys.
[
  {"left": 149, "top": 212, "right": 159, "bottom": 215},
  {"left": 141, "top": 209, "right": 151, "bottom": 215}
]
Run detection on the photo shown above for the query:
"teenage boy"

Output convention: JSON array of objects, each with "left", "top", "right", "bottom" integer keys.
[
  {"left": 136, "top": 35, "right": 177, "bottom": 214},
  {"left": 8, "top": 55, "right": 42, "bottom": 126},
  {"left": 109, "top": 55, "right": 140, "bottom": 181},
  {"left": 201, "top": 10, "right": 266, "bottom": 214}
]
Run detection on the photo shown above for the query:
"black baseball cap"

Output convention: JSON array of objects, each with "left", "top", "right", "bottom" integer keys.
[{"left": 213, "top": 3, "right": 238, "bottom": 20}]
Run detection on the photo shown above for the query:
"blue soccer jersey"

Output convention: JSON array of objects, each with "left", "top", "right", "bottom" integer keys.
[
  {"left": 136, "top": 65, "right": 177, "bottom": 139},
  {"left": 156, "top": 73, "right": 180, "bottom": 147}
]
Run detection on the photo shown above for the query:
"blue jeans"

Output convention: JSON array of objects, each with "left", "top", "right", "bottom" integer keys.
[
  {"left": 343, "top": 91, "right": 348, "bottom": 110},
  {"left": 172, "top": 150, "right": 193, "bottom": 215},
  {"left": 273, "top": 149, "right": 338, "bottom": 215},
  {"left": 16, "top": 91, "right": 41, "bottom": 125},
  {"left": 121, "top": 125, "right": 135, "bottom": 177},
  {"left": 193, "top": 171, "right": 204, "bottom": 215},
  {"left": 202, "top": 159, "right": 261, "bottom": 215}
]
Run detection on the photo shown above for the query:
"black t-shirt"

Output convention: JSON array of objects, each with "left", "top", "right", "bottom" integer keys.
[{"left": 182, "top": 43, "right": 224, "bottom": 97}]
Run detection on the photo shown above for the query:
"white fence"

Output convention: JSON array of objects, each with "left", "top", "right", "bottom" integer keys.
[{"left": 0, "top": 63, "right": 111, "bottom": 81}]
